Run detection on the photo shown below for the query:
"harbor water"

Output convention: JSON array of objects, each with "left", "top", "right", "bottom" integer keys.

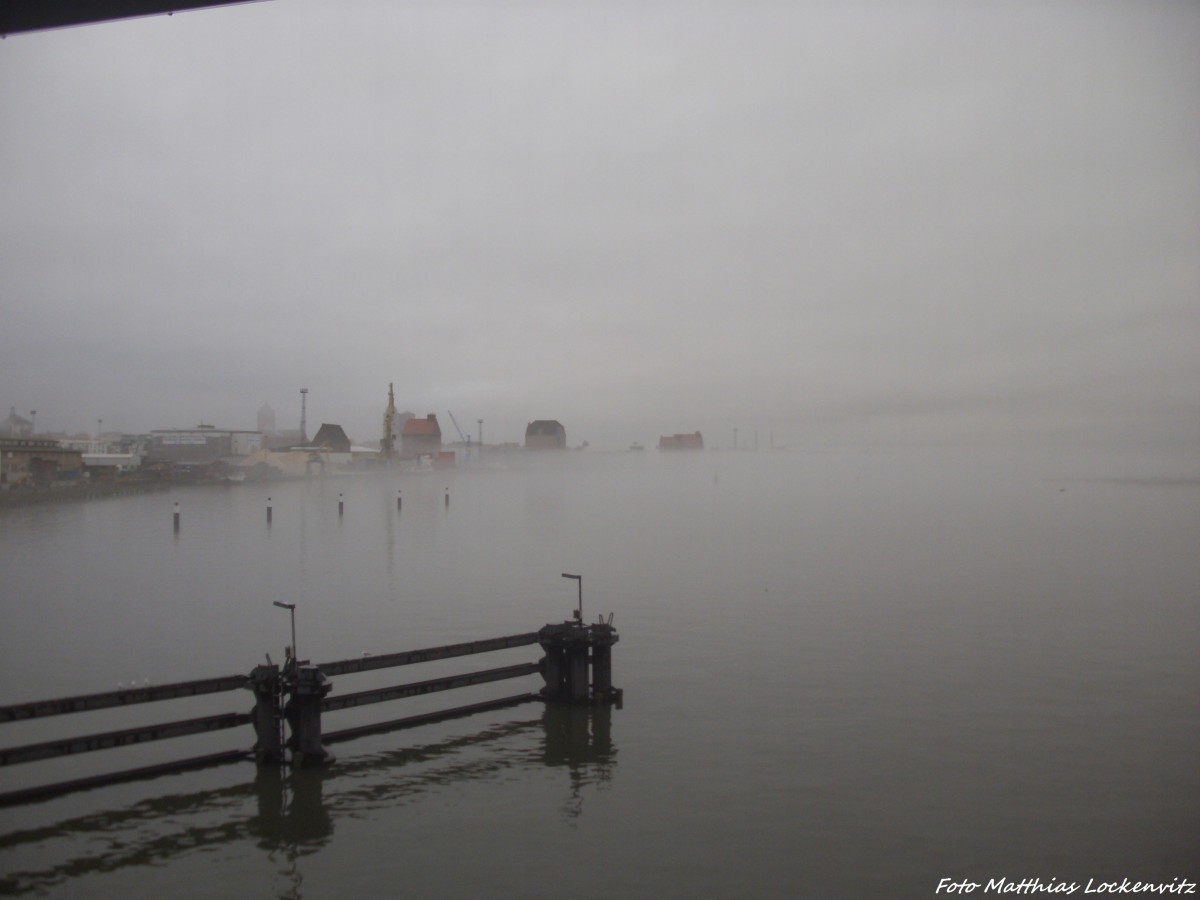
[{"left": 1, "top": 448, "right": 1197, "bottom": 898}]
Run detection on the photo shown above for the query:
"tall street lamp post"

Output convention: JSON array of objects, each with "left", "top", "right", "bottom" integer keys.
[
  {"left": 273, "top": 601, "right": 297, "bottom": 663},
  {"left": 561, "top": 573, "right": 582, "bottom": 622}
]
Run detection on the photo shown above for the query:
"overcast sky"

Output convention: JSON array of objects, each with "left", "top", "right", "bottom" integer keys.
[{"left": 2, "top": 0, "right": 1197, "bottom": 451}]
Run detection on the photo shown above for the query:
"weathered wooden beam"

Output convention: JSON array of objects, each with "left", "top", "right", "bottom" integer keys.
[
  {"left": 0, "top": 711, "right": 253, "bottom": 766},
  {"left": 322, "top": 693, "right": 541, "bottom": 745},
  {"left": 0, "top": 634, "right": 540, "bottom": 723},
  {"left": 317, "top": 633, "right": 539, "bottom": 677},
  {"left": 321, "top": 663, "right": 541, "bottom": 713},
  {"left": 0, "top": 675, "right": 250, "bottom": 723}
]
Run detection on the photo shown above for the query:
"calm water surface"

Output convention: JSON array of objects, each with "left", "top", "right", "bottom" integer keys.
[{"left": 1, "top": 448, "right": 1197, "bottom": 898}]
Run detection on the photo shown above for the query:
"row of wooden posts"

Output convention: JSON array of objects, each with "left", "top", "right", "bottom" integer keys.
[
  {"left": 172, "top": 489, "right": 451, "bottom": 533},
  {"left": 0, "top": 620, "right": 621, "bottom": 804}
]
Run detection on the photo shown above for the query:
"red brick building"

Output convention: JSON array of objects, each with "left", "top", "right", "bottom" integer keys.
[{"left": 401, "top": 414, "right": 442, "bottom": 459}]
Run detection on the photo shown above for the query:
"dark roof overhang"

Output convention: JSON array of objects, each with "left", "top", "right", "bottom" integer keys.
[{"left": 2, "top": 0, "right": 264, "bottom": 36}]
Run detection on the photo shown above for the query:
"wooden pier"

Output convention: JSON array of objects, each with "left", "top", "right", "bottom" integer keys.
[{"left": 0, "top": 621, "right": 620, "bottom": 806}]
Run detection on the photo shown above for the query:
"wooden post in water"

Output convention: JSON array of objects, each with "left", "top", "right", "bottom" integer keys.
[
  {"left": 397, "top": 489, "right": 402, "bottom": 512},
  {"left": 338, "top": 493, "right": 344, "bottom": 518},
  {"left": 249, "top": 663, "right": 284, "bottom": 765},
  {"left": 267, "top": 497, "right": 273, "bottom": 525},
  {"left": 537, "top": 621, "right": 621, "bottom": 705},
  {"left": 284, "top": 665, "right": 334, "bottom": 767},
  {"left": 173, "top": 502, "right": 180, "bottom": 533},
  {"left": 592, "top": 641, "right": 613, "bottom": 699},
  {"left": 444, "top": 488, "right": 449, "bottom": 509}
]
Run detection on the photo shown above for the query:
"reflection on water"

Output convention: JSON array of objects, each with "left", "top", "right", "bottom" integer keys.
[
  {"left": 0, "top": 779, "right": 258, "bottom": 894},
  {"left": 250, "top": 769, "right": 332, "bottom": 900},
  {"left": 0, "top": 704, "right": 618, "bottom": 895},
  {"left": 250, "top": 768, "right": 333, "bottom": 854},
  {"left": 540, "top": 704, "right": 616, "bottom": 820},
  {"left": 3, "top": 450, "right": 1196, "bottom": 896}
]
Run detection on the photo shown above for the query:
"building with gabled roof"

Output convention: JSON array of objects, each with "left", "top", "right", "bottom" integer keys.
[
  {"left": 311, "top": 423, "right": 351, "bottom": 453},
  {"left": 525, "top": 420, "right": 567, "bottom": 449},
  {"left": 401, "top": 414, "right": 442, "bottom": 459}
]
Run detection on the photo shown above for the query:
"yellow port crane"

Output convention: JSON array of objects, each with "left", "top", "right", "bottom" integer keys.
[{"left": 382, "top": 383, "right": 398, "bottom": 460}]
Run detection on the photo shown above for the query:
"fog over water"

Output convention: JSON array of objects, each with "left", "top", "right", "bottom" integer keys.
[
  {"left": 0, "top": 450, "right": 1197, "bottom": 896},
  {"left": 1, "top": 1, "right": 1198, "bottom": 450},
  {"left": 1, "top": 1, "right": 1198, "bottom": 896}
]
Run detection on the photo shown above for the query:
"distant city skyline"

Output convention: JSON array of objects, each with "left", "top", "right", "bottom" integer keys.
[{"left": 2, "top": 2, "right": 1197, "bottom": 455}]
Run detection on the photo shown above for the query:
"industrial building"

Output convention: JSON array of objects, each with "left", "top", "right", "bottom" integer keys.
[
  {"left": 146, "top": 426, "right": 263, "bottom": 464},
  {"left": 658, "top": 432, "right": 704, "bottom": 451},
  {"left": 0, "top": 437, "right": 84, "bottom": 485},
  {"left": 311, "top": 423, "right": 351, "bottom": 453},
  {"left": 401, "top": 414, "right": 442, "bottom": 459},
  {"left": 525, "top": 420, "right": 566, "bottom": 449}
]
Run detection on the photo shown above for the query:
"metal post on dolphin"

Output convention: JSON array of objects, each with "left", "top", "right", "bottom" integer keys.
[
  {"left": 561, "top": 573, "right": 582, "bottom": 622},
  {"left": 273, "top": 601, "right": 297, "bottom": 663}
]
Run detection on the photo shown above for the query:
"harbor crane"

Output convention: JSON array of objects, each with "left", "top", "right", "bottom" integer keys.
[{"left": 447, "top": 411, "right": 471, "bottom": 452}]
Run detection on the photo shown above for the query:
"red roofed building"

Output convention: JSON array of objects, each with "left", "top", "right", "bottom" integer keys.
[{"left": 401, "top": 414, "right": 442, "bottom": 459}]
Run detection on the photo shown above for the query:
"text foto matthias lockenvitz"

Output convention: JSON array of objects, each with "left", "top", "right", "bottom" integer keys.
[{"left": 936, "top": 877, "right": 1197, "bottom": 895}]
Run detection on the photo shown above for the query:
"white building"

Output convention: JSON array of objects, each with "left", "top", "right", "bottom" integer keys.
[{"left": 146, "top": 426, "right": 263, "bottom": 463}]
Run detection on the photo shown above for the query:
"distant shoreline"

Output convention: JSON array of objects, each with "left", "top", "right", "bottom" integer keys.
[{"left": 0, "top": 479, "right": 172, "bottom": 509}]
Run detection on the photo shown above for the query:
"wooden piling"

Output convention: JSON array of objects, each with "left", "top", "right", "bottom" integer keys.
[
  {"left": 537, "top": 622, "right": 622, "bottom": 705},
  {"left": 284, "top": 665, "right": 334, "bottom": 767},
  {"left": 249, "top": 664, "right": 284, "bottom": 765}
]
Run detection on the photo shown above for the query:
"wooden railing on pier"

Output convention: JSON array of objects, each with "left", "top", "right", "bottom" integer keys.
[
  {"left": 316, "top": 632, "right": 540, "bottom": 677},
  {"left": 0, "top": 622, "right": 620, "bottom": 806},
  {"left": 0, "top": 674, "right": 251, "bottom": 723}
]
